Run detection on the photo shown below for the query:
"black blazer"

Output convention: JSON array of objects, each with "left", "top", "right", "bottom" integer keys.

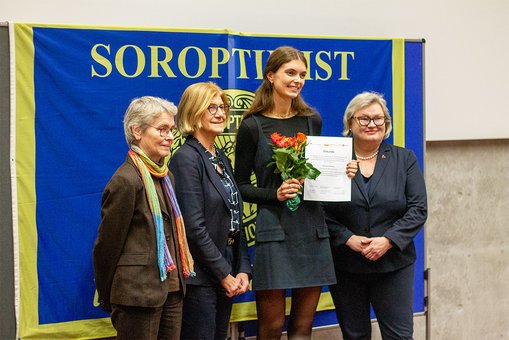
[
  {"left": 169, "top": 137, "right": 251, "bottom": 286},
  {"left": 324, "top": 141, "right": 427, "bottom": 274}
]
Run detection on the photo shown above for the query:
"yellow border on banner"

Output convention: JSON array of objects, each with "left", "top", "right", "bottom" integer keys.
[
  {"left": 16, "top": 22, "right": 400, "bottom": 41},
  {"left": 14, "top": 22, "right": 117, "bottom": 340},
  {"left": 16, "top": 22, "right": 234, "bottom": 34},
  {"left": 392, "top": 39, "right": 405, "bottom": 147},
  {"left": 14, "top": 22, "right": 39, "bottom": 339}
]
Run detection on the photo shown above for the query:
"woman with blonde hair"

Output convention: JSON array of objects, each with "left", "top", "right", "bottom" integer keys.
[{"left": 169, "top": 82, "right": 251, "bottom": 340}]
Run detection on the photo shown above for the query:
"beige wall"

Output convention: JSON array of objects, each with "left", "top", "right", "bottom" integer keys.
[{"left": 426, "top": 139, "right": 509, "bottom": 339}]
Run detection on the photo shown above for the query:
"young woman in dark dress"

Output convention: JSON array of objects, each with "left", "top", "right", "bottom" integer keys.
[{"left": 235, "top": 46, "right": 357, "bottom": 339}]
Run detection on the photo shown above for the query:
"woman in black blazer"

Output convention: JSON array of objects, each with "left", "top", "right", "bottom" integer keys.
[
  {"left": 324, "top": 92, "right": 427, "bottom": 340},
  {"left": 169, "top": 82, "right": 251, "bottom": 340}
]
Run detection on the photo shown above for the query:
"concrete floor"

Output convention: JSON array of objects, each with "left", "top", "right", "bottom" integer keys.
[{"left": 240, "top": 314, "right": 427, "bottom": 339}]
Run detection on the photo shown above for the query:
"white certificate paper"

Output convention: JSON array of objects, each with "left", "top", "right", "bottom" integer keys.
[{"left": 303, "top": 136, "right": 352, "bottom": 202}]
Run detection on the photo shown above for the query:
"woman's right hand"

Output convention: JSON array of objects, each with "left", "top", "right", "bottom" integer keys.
[
  {"left": 346, "top": 160, "right": 360, "bottom": 178},
  {"left": 220, "top": 274, "right": 241, "bottom": 298},
  {"left": 346, "top": 235, "right": 371, "bottom": 252},
  {"left": 276, "top": 178, "right": 302, "bottom": 202}
]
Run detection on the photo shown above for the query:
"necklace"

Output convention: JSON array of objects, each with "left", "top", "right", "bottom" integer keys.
[
  {"left": 355, "top": 149, "right": 379, "bottom": 160},
  {"left": 266, "top": 111, "right": 297, "bottom": 119}
]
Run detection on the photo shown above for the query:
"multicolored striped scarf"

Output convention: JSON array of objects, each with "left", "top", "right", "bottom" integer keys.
[{"left": 128, "top": 145, "right": 195, "bottom": 281}]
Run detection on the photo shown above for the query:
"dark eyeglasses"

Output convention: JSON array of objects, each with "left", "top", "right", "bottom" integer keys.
[
  {"left": 353, "top": 116, "right": 387, "bottom": 127},
  {"left": 207, "top": 104, "right": 229, "bottom": 115}
]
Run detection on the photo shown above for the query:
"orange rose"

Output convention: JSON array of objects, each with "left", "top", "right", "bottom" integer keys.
[
  {"left": 296, "top": 132, "right": 307, "bottom": 143},
  {"left": 271, "top": 132, "right": 283, "bottom": 145}
]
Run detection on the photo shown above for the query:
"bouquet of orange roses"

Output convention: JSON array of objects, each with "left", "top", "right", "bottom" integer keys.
[{"left": 268, "top": 132, "right": 321, "bottom": 211}]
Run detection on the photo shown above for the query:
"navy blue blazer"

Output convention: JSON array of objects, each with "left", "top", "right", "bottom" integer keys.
[
  {"left": 169, "top": 137, "right": 251, "bottom": 286},
  {"left": 324, "top": 141, "right": 427, "bottom": 274}
]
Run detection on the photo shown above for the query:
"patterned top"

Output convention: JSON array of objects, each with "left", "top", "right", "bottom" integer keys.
[{"left": 203, "top": 145, "right": 241, "bottom": 232}]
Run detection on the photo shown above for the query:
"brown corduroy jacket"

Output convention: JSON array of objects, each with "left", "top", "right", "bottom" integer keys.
[{"left": 93, "top": 156, "right": 184, "bottom": 313}]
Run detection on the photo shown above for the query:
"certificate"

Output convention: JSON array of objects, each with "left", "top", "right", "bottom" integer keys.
[{"left": 303, "top": 136, "right": 352, "bottom": 202}]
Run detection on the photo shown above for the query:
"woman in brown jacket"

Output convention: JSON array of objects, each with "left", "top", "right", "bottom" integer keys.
[{"left": 93, "top": 96, "right": 194, "bottom": 340}]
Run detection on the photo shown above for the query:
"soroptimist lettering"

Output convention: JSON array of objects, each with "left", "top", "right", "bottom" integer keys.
[{"left": 90, "top": 44, "right": 355, "bottom": 81}]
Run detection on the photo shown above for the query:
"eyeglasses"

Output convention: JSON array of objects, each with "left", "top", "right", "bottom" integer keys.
[
  {"left": 207, "top": 104, "right": 229, "bottom": 115},
  {"left": 353, "top": 116, "right": 387, "bottom": 127},
  {"left": 149, "top": 125, "right": 179, "bottom": 138}
]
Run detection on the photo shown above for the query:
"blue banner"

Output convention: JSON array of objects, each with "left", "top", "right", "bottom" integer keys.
[{"left": 14, "top": 23, "right": 423, "bottom": 339}]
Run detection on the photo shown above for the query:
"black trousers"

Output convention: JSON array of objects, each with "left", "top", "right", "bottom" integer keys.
[
  {"left": 181, "top": 284, "right": 233, "bottom": 340},
  {"left": 111, "top": 291, "right": 183, "bottom": 340},
  {"left": 329, "top": 263, "right": 415, "bottom": 340}
]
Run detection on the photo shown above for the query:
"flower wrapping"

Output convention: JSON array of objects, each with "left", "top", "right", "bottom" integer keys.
[{"left": 268, "top": 132, "right": 321, "bottom": 211}]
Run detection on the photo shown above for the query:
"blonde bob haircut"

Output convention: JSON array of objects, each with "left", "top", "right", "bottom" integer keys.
[
  {"left": 177, "top": 82, "right": 229, "bottom": 136},
  {"left": 123, "top": 96, "right": 177, "bottom": 146},
  {"left": 342, "top": 91, "right": 392, "bottom": 139}
]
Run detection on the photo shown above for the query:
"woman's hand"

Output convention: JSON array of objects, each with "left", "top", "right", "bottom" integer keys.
[
  {"left": 360, "top": 237, "right": 393, "bottom": 261},
  {"left": 345, "top": 235, "right": 371, "bottom": 252},
  {"left": 235, "top": 273, "right": 250, "bottom": 295},
  {"left": 276, "top": 178, "right": 302, "bottom": 202},
  {"left": 346, "top": 160, "right": 359, "bottom": 178},
  {"left": 220, "top": 274, "right": 241, "bottom": 298}
]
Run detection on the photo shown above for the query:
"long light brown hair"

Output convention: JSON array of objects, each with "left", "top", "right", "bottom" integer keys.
[{"left": 244, "top": 46, "right": 316, "bottom": 119}]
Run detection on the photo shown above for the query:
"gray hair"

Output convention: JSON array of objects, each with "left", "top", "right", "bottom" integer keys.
[
  {"left": 342, "top": 91, "right": 392, "bottom": 139},
  {"left": 123, "top": 96, "right": 177, "bottom": 145}
]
